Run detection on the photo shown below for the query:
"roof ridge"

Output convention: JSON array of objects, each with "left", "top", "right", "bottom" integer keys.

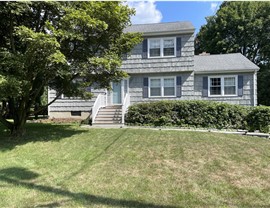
[
  {"left": 130, "top": 21, "right": 192, "bottom": 26},
  {"left": 195, "top": 53, "right": 242, "bottom": 57}
]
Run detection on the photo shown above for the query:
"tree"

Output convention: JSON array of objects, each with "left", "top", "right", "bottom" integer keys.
[
  {"left": 195, "top": 2, "right": 270, "bottom": 105},
  {"left": 0, "top": 2, "right": 141, "bottom": 136}
]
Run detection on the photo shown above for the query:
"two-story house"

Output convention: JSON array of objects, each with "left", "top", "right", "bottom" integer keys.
[{"left": 48, "top": 21, "right": 259, "bottom": 125}]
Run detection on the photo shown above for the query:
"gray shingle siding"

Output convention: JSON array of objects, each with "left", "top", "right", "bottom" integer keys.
[
  {"left": 48, "top": 88, "right": 105, "bottom": 112},
  {"left": 129, "top": 72, "right": 194, "bottom": 104},
  {"left": 194, "top": 73, "right": 256, "bottom": 106},
  {"left": 121, "top": 34, "right": 194, "bottom": 74}
]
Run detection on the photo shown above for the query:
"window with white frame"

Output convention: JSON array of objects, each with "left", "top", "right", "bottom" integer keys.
[
  {"left": 148, "top": 38, "right": 176, "bottom": 58},
  {"left": 209, "top": 76, "right": 237, "bottom": 96},
  {"left": 149, "top": 77, "right": 176, "bottom": 97}
]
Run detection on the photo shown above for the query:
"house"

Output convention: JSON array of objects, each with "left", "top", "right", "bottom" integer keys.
[{"left": 48, "top": 21, "right": 259, "bottom": 125}]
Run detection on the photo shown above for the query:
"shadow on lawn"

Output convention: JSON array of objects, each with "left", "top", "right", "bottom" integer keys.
[
  {"left": 0, "top": 123, "right": 87, "bottom": 151},
  {"left": 0, "top": 167, "right": 177, "bottom": 208}
]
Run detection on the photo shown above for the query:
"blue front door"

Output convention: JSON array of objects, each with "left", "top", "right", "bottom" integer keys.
[{"left": 112, "top": 82, "right": 122, "bottom": 104}]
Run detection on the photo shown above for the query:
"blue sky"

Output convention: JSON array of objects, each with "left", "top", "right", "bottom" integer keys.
[{"left": 127, "top": 1, "right": 222, "bottom": 34}]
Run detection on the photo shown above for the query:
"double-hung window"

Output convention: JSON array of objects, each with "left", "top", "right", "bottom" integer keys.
[
  {"left": 149, "top": 77, "right": 176, "bottom": 97},
  {"left": 148, "top": 38, "right": 176, "bottom": 58},
  {"left": 209, "top": 76, "right": 237, "bottom": 96}
]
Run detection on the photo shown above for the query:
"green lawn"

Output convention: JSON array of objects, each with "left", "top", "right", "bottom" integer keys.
[{"left": 0, "top": 123, "right": 270, "bottom": 208}]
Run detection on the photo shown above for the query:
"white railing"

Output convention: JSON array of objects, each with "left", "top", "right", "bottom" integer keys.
[
  {"left": 92, "top": 93, "right": 106, "bottom": 124},
  {"left": 122, "top": 93, "right": 130, "bottom": 124}
]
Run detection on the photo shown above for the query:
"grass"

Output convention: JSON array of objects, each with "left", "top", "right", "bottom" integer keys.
[{"left": 0, "top": 123, "right": 270, "bottom": 208}]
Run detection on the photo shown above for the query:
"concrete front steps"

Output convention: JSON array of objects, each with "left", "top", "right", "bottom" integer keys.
[{"left": 93, "top": 105, "right": 123, "bottom": 126}]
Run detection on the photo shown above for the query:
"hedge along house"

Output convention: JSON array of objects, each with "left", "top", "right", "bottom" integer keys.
[{"left": 48, "top": 21, "right": 259, "bottom": 125}]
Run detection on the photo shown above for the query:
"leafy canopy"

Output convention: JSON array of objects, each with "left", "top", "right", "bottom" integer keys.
[
  {"left": 195, "top": 2, "right": 270, "bottom": 105},
  {"left": 0, "top": 1, "right": 141, "bottom": 136}
]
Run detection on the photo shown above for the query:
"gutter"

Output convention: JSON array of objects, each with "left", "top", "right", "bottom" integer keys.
[
  {"left": 194, "top": 69, "right": 258, "bottom": 74},
  {"left": 141, "top": 29, "right": 195, "bottom": 37}
]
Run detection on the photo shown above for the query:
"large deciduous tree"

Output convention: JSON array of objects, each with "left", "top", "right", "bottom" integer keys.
[
  {"left": 0, "top": 2, "right": 141, "bottom": 136},
  {"left": 195, "top": 1, "right": 270, "bottom": 105}
]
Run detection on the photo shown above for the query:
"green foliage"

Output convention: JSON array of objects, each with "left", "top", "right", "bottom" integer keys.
[
  {"left": 126, "top": 100, "right": 270, "bottom": 133},
  {"left": 247, "top": 106, "right": 270, "bottom": 133},
  {"left": 258, "top": 64, "right": 270, "bottom": 106},
  {"left": 195, "top": 2, "right": 270, "bottom": 105},
  {"left": 0, "top": 1, "right": 141, "bottom": 135},
  {"left": 126, "top": 101, "right": 249, "bottom": 130}
]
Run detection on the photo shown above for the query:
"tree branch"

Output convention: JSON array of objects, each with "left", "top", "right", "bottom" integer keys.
[
  {"left": 31, "top": 91, "right": 61, "bottom": 115},
  {"left": 31, "top": 73, "right": 80, "bottom": 115},
  {"left": 0, "top": 114, "right": 13, "bottom": 130}
]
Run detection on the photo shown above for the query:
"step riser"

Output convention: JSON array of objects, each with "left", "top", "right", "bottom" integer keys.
[
  {"left": 94, "top": 105, "right": 123, "bottom": 124},
  {"left": 97, "top": 114, "right": 121, "bottom": 116},
  {"left": 98, "top": 110, "right": 122, "bottom": 113},
  {"left": 96, "top": 116, "right": 121, "bottom": 119},
  {"left": 100, "top": 106, "right": 122, "bottom": 109},
  {"left": 98, "top": 111, "right": 122, "bottom": 114},
  {"left": 94, "top": 121, "right": 122, "bottom": 124},
  {"left": 95, "top": 118, "right": 121, "bottom": 121}
]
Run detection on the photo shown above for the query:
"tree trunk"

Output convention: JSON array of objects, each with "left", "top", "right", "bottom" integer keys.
[
  {"left": 11, "top": 112, "right": 27, "bottom": 137},
  {"left": 8, "top": 99, "right": 28, "bottom": 137}
]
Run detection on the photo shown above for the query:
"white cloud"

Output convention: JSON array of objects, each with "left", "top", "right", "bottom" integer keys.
[
  {"left": 210, "top": 3, "right": 218, "bottom": 12},
  {"left": 127, "top": 1, "right": 162, "bottom": 24}
]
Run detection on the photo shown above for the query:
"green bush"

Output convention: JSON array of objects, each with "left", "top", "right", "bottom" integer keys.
[
  {"left": 126, "top": 100, "right": 270, "bottom": 133},
  {"left": 246, "top": 106, "right": 270, "bottom": 133},
  {"left": 125, "top": 100, "right": 248, "bottom": 130}
]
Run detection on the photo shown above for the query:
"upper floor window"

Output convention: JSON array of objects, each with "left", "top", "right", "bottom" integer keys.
[
  {"left": 148, "top": 38, "right": 176, "bottom": 58},
  {"left": 209, "top": 75, "right": 237, "bottom": 96}
]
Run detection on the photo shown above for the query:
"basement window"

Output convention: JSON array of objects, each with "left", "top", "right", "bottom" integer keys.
[{"left": 71, "top": 111, "right": 81, "bottom": 116}]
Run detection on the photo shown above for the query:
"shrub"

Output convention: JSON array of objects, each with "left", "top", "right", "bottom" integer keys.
[
  {"left": 125, "top": 100, "right": 248, "bottom": 130},
  {"left": 246, "top": 106, "right": 270, "bottom": 133}
]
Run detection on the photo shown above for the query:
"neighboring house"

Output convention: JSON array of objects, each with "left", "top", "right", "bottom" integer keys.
[{"left": 48, "top": 21, "right": 259, "bottom": 125}]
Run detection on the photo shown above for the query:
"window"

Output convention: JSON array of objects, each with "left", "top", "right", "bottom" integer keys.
[
  {"left": 149, "top": 77, "right": 176, "bottom": 97},
  {"left": 164, "top": 78, "right": 175, "bottom": 96},
  {"left": 148, "top": 38, "right": 176, "bottom": 58},
  {"left": 71, "top": 111, "right": 81, "bottom": 116},
  {"left": 163, "top": 39, "right": 175, "bottom": 56},
  {"left": 209, "top": 76, "right": 237, "bottom": 96},
  {"left": 210, "top": 78, "right": 221, "bottom": 95},
  {"left": 149, "top": 40, "right": 161, "bottom": 57},
  {"left": 150, "top": 78, "right": 161, "bottom": 96},
  {"left": 224, "top": 77, "right": 236, "bottom": 95}
]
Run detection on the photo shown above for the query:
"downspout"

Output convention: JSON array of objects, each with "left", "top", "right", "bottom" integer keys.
[{"left": 253, "top": 70, "right": 257, "bottom": 106}]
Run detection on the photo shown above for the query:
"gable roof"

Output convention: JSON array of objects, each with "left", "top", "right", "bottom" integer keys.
[
  {"left": 194, "top": 53, "right": 259, "bottom": 73},
  {"left": 124, "top": 21, "right": 195, "bottom": 35}
]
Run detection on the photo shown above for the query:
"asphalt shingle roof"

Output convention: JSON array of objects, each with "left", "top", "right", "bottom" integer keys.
[
  {"left": 194, "top": 53, "right": 259, "bottom": 72},
  {"left": 124, "top": 21, "right": 195, "bottom": 34}
]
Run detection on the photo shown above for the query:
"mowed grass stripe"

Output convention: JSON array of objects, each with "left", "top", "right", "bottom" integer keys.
[{"left": 0, "top": 123, "right": 270, "bottom": 207}]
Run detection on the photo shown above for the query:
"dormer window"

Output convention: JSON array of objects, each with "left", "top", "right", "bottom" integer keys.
[{"left": 148, "top": 38, "right": 176, "bottom": 58}]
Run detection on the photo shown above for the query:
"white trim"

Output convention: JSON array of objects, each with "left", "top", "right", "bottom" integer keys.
[
  {"left": 148, "top": 76, "right": 176, "bottom": 98},
  {"left": 142, "top": 29, "right": 195, "bottom": 36},
  {"left": 148, "top": 37, "right": 176, "bottom": 58},
  {"left": 253, "top": 71, "right": 256, "bottom": 106},
  {"left": 208, "top": 75, "right": 238, "bottom": 97}
]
